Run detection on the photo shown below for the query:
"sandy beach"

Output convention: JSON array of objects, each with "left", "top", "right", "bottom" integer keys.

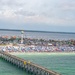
[{"left": 9, "top": 52, "right": 75, "bottom": 56}]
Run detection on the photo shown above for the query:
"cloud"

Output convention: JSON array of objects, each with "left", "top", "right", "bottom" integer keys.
[{"left": 0, "top": 0, "right": 75, "bottom": 26}]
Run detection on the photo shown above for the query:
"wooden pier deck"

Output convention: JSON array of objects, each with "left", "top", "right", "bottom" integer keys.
[{"left": 0, "top": 51, "right": 61, "bottom": 75}]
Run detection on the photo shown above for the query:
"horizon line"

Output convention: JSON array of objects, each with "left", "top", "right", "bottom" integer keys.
[{"left": 0, "top": 28, "right": 75, "bottom": 34}]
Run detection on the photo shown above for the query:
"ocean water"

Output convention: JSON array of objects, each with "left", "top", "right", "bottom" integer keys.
[
  {"left": 0, "top": 58, "right": 30, "bottom": 75},
  {"left": 0, "top": 53, "right": 75, "bottom": 75},
  {"left": 0, "top": 30, "right": 75, "bottom": 40},
  {"left": 15, "top": 53, "right": 75, "bottom": 75}
]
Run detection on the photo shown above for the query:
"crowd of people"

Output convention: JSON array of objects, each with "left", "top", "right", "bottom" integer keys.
[
  {"left": 0, "top": 35, "right": 75, "bottom": 52},
  {"left": 0, "top": 44, "right": 75, "bottom": 52}
]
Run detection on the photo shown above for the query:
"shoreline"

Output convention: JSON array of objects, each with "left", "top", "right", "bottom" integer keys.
[{"left": 9, "top": 52, "right": 75, "bottom": 55}]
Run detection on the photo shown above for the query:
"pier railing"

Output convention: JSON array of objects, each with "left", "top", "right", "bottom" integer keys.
[{"left": 0, "top": 51, "right": 61, "bottom": 75}]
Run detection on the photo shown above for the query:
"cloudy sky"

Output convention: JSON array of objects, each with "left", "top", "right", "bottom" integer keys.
[{"left": 0, "top": 0, "right": 75, "bottom": 32}]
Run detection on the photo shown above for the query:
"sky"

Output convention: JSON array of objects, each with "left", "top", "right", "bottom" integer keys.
[{"left": 0, "top": 0, "right": 75, "bottom": 32}]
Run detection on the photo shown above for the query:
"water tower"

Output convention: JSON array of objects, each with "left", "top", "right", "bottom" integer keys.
[{"left": 21, "top": 30, "right": 24, "bottom": 44}]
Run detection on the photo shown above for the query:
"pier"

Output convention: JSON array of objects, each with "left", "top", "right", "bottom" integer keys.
[{"left": 0, "top": 51, "right": 61, "bottom": 75}]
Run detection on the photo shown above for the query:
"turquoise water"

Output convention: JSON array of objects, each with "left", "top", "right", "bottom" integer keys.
[
  {"left": 16, "top": 53, "right": 75, "bottom": 75},
  {"left": 0, "top": 53, "right": 75, "bottom": 75},
  {"left": 0, "top": 58, "right": 30, "bottom": 75}
]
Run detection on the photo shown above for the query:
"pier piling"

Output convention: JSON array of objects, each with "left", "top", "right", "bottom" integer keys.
[{"left": 0, "top": 51, "right": 61, "bottom": 75}]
